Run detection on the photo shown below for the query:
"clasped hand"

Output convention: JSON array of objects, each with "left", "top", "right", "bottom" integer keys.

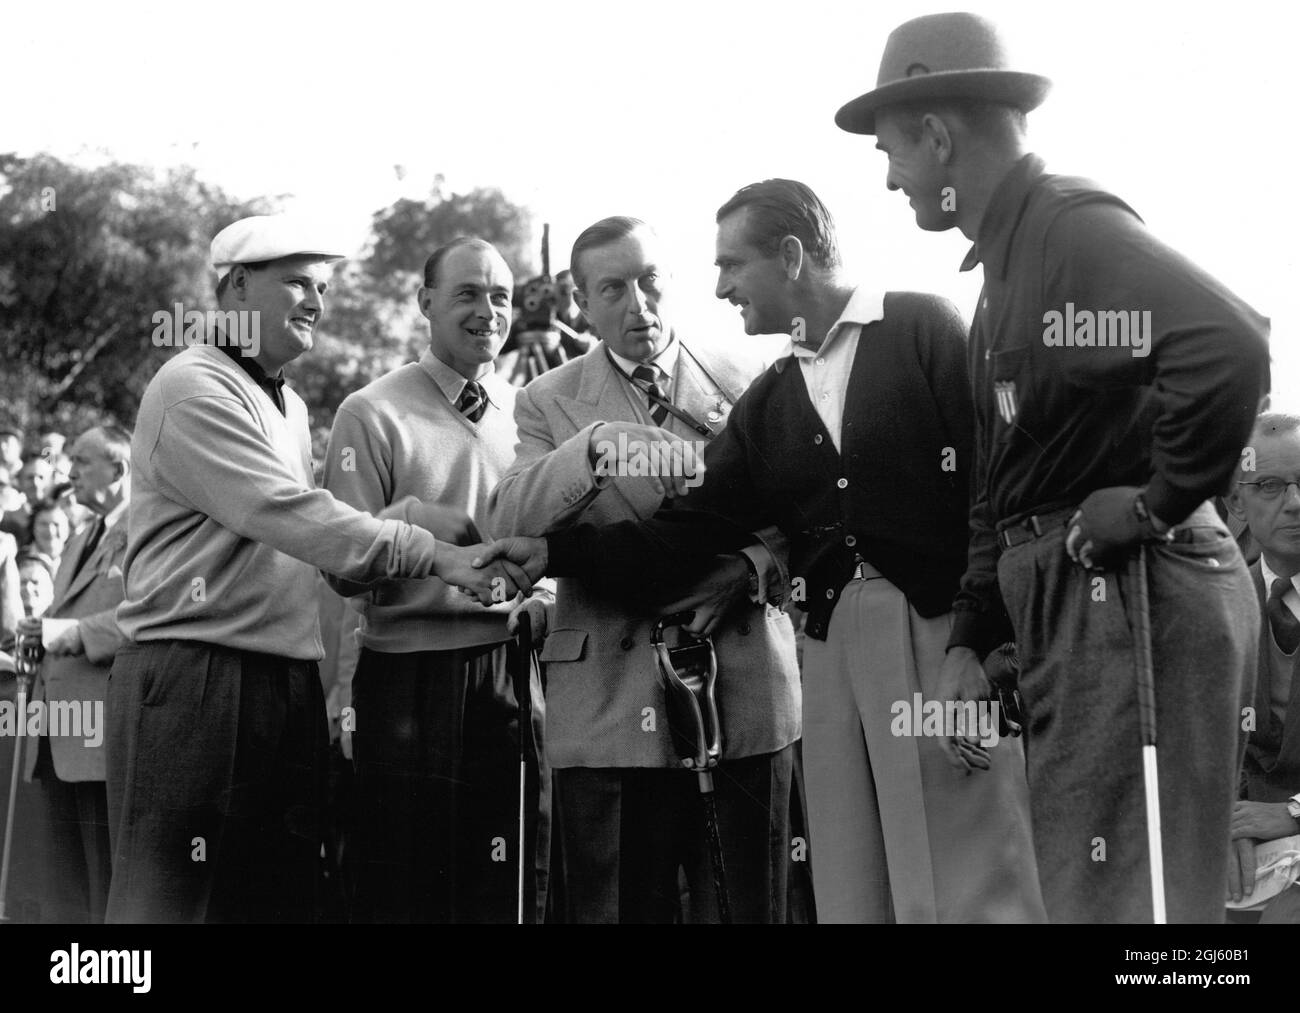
[{"left": 439, "top": 536, "right": 549, "bottom": 605}]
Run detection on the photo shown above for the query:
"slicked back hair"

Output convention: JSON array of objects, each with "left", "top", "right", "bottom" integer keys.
[
  {"left": 570, "top": 217, "right": 651, "bottom": 292},
  {"left": 716, "top": 179, "right": 841, "bottom": 271},
  {"left": 422, "top": 237, "right": 501, "bottom": 288}
]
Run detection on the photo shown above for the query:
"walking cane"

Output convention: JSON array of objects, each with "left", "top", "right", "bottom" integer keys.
[
  {"left": 652, "top": 613, "right": 730, "bottom": 923},
  {"left": 1128, "top": 543, "right": 1167, "bottom": 924},
  {"left": 511, "top": 611, "right": 535, "bottom": 925},
  {"left": 0, "top": 614, "right": 43, "bottom": 923}
]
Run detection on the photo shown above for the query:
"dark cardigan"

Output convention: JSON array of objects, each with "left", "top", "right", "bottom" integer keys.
[{"left": 547, "top": 291, "right": 974, "bottom": 641}]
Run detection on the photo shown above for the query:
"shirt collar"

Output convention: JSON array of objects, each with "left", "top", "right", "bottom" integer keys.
[
  {"left": 420, "top": 348, "right": 495, "bottom": 408},
  {"left": 101, "top": 497, "right": 129, "bottom": 533},
  {"left": 1261, "top": 555, "right": 1300, "bottom": 598},
  {"left": 214, "top": 335, "right": 286, "bottom": 414},
  {"left": 609, "top": 333, "right": 679, "bottom": 384},
  {"left": 783, "top": 286, "right": 885, "bottom": 360},
  {"left": 959, "top": 153, "right": 1047, "bottom": 279}
]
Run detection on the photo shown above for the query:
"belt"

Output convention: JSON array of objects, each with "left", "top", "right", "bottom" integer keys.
[
  {"left": 996, "top": 506, "right": 1076, "bottom": 550},
  {"left": 996, "top": 499, "right": 1224, "bottom": 551}
]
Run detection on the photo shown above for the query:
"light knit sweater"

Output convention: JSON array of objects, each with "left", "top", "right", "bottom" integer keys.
[
  {"left": 117, "top": 344, "right": 439, "bottom": 660},
  {"left": 323, "top": 351, "right": 527, "bottom": 653}
]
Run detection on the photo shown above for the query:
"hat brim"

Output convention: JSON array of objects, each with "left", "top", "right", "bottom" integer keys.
[{"left": 835, "top": 70, "right": 1051, "bottom": 135}]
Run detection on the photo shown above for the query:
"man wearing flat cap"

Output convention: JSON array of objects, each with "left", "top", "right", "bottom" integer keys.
[
  {"left": 837, "top": 12, "right": 1271, "bottom": 922},
  {"left": 107, "top": 214, "right": 535, "bottom": 923}
]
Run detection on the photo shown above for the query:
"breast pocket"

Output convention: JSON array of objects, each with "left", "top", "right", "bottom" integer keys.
[{"left": 538, "top": 629, "right": 588, "bottom": 663}]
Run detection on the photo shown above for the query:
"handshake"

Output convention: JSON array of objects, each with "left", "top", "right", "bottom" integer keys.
[{"left": 405, "top": 503, "right": 548, "bottom": 605}]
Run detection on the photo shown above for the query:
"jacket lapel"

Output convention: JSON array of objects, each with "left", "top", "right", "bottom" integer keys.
[
  {"left": 672, "top": 345, "right": 729, "bottom": 437},
  {"left": 553, "top": 345, "right": 654, "bottom": 519},
  {"left": 50, "top": 523, "right": 90, "bottom": 605},
  {"left": 58, "top": 515, "right": 124, "bottom": 608},
  {"left": 553, "top": 342, "right": 640, "bottom": 434}
]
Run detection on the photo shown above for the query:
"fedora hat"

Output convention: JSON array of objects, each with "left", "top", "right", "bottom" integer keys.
[{"left": 836, "top": 12, "right": 1051, "bottom": 135}]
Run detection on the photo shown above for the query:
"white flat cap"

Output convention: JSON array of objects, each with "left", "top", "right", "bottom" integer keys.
[{"left": 210, "top": 214, "right": 347, "bottom": 282}]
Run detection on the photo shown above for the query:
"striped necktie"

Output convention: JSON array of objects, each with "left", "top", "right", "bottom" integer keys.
[
  {"left": 458, "top": 380, "right": 487, "bottom": 423},
  {"left": 1268, "top": 577, "right": 1300, "bottom": 654},
  {"left": 632, "top": 365, "right": 669, "bottom": 427}
]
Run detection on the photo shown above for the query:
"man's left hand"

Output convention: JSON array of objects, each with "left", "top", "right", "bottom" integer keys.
[
  {"left": 1231, "top": 799, "right": 1300, "bottom": 843},
  {"left": 658, "top": 554, "right": 750, "bottom": 638},
  {"left": 1066, "top": 485, "right": 1162, "bottom": 571},
  {"left": 43, "top": 617, "right": 83, "bottom": 656},
  {"left": 507, "top": 596, "right": 551, "bottom": 646}
]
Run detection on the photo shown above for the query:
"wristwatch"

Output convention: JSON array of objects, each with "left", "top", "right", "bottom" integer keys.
[{"left": 1287, "top": 793, "right": 1300, "bottom": 820}]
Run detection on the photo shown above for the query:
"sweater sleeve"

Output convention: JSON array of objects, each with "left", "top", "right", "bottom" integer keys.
[
  {"left": 149, "top": 392, "right": 438, "bottom": 584},
  {"left": 321, "top": 401, "right": 399, "bottom": 596},
  {"left": 1045, "top": 201, "right": 1271, "bottom": 523}
]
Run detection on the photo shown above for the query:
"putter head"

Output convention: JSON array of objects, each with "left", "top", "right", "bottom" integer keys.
[{"left": 651, "top": 613, "right": 721, "bottom": 772}]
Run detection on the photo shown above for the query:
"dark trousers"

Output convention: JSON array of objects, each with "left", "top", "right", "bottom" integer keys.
[
  {"left": 33, "top": 738, "right": 111, "bottom": 923},
  {"left": 105, "top": 641, "right": 328, "bottom": 923},
  {"left": 551, "top": 744, "right": 794, "bottom": 924},
  {"left": 349, "top": 642, "right": 548, "bottom": 923},
  {"left": 998, "top": 505, "right": 1257, "bottom": 923}
]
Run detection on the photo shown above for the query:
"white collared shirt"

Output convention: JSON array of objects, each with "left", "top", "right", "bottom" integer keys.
[
  {"left": 782, "top": 287, "right": 885, "bottom": 452},
  {"left": 1261, "top": 555, "right": 1300, "bottom": 624},
  {"left": 609, "top": 334, "right": 680, "bottom": 404},
  {"left": 420, "top": 348, "right": 497, "bottom": 412}
]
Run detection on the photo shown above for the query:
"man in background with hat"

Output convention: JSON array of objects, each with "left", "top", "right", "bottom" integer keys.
[
  {"left": 837, "top": 12, "right": 1270, "bottom": 922},
  {"left": 107, "top": 214, "right": 535, "bottom": 923}
]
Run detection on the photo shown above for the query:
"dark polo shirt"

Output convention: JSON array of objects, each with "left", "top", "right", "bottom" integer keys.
[
  {"left": 216, "top": 336, "right": 286, "bottom": 416},
  {"left": 946, "top": 154, "right": 1270, "bottom": 656}
]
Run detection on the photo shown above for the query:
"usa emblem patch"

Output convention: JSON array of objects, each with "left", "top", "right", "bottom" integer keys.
[{"left": 994, "top": 381, "right": 1018, "bottom": 425}]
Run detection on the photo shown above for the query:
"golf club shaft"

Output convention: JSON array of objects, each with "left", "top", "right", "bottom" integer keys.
[
  {"left": 1132, "top": 544, "right": 1166, "bottom": 923},
  {"left": 699, "top": 785, "right": 731, "bottom": 925},
  {"left": 0, "top": 691, "right": 27, "bottom": 923}
]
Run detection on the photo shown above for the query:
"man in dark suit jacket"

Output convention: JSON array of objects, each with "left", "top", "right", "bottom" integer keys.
[
  {"left": 23, "top": 425, "right": 131, "bottom": 922},
  {"left": 1225, "top": 411, "right": 1300, "bottom": 922}
]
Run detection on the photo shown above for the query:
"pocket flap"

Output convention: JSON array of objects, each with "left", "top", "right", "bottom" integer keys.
[{"left": 539, "top": 628, "right": 588, "bottom": 662}]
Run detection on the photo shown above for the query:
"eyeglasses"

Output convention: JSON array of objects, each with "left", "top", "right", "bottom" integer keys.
[{"left": 1237, "top": 477, "right": 1300, "bottom": 500}]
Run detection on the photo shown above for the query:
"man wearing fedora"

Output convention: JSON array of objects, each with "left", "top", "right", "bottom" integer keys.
[{"left": 836, "top": 12, "right": 1270, "bottom": 922}]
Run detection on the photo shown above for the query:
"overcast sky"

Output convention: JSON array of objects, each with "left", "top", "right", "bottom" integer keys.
[{"left": 4, "top": 0, "right": 1295, "bottom": 399}]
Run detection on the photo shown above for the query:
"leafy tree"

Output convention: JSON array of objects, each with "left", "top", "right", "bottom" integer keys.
[
  {"left": 0, "top": 152, "right": 270, "bottom": 437},
  {"left": 0, "top": 157, "right": 536, "bottom": 438},
  {"left": 301, "top": 175, "right": 537, "bottom": 430}
]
